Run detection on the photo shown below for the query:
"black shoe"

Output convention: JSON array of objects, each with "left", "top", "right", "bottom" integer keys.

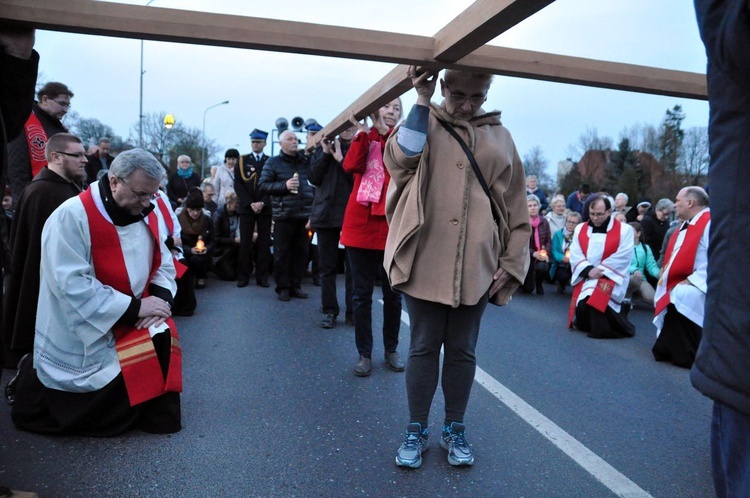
[
  {"left": 5, "top": 353, "right": 31, "bottom": 406},
  {"left": 256, "top": 280, "right": 269, "bottom": 288},
  {"left": 354, "top": 356, "right": 372, "bottom": 377},
  {"left": 385, "top": 351, "right": 405, "bottom": 372},
  {"left": 237, "top": 280, "right": 249, "bottom": 288},
  {"left": 278, "top": 289, "right": 291, "bottom": 301},
  {"left": 321, "top": 313, "right": 336, "bottom": 329},
  {"left": 345, "top": 314, "right": 354, "bottom": 326},
  {"left": 196, "top": 278, "right": 206, "bottom": 289},
  {"left": 536, "top": 284, "right": 544, "bottom": 295},
  {"left": 289, "top": 288, "right": 309, "bottom": 299},
  {"left": 312, "top": 276, "right": 321, "bottom": 286}
]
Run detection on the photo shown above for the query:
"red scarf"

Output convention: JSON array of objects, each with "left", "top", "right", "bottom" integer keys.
[
  {"left": 568, "top": 219, "right": 621, "bottom": 327},
  {"left": 81, "top": 188, "right": 182, "bottom": 406},
  {"left": 654, "top": 211, "right": 710, "bottom": 316},
  {"left": 155, "top": 195, "right": 188, "bottom": 278},
  {"left": 24, "top": 112, "right": 48, "bottom": 177}
]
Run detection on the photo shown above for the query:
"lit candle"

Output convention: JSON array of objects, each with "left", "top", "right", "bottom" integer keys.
[
  {"left": 539, "top": 249, "right": 548, "bottom": 260},
  {"left": 565, "top": 249, "right": 571, "bottom": 259},
  {"left": 196, "top": 238, "right": 205, "bottom": 252}
]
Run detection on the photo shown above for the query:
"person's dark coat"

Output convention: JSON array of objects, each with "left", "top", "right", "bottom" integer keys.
[
  {"left": 308, "top": 144, "right": 353, "bottom": 229},
  {"left": 235, "top": 153, "right": 272, "bottom": 216},
  {"left": 166, "top": 170, "right": 201, "bottom": 207},
  {"left": 2, "top": 167, "right": 81, "bottom": 366},
  {"left": 84, "top": 151, "right": 115, "bottom": 185},
  {"left": 257, "top": 151, "right": 313, "bottom": 221},
  {"left": 691, "top": 0, "right": 750, "bottom": 416},
  {"left": 640, "top": 211, "right": 670, "bottom": 261},
  {"left": 7, "top": 102, "right": 67, "bottom": 202}
]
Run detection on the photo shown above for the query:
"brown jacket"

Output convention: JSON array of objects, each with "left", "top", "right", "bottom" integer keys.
[{"left": 383, "top": 104, "right": 530, "bottom": 307}]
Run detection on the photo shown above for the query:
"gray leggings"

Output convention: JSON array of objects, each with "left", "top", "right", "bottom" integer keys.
[{"left": 403, "top": 293, "right": 488, "bottom": 427}]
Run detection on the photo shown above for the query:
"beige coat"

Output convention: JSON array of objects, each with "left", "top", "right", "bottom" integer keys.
[{"left": 383, "top": 104, "right": 530, "bottom": 307}]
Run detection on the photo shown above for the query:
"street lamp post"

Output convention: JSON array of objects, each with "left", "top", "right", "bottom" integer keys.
[
  {"left": 138, "top": 0, "right": 157, "bottom": 148},
  {"left": 201, "top": 100, "right": 229, "bottom": 179}
]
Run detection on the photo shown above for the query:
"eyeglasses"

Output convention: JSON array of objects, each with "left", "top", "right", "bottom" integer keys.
[
  {"left": 117, "top": 177, "right": 157, "bottom": 201},
  {"left": 52, "top": 99, "right": 71, "bottom": 109},
  {"left": 444, "top": 83, "right": 487, "bottom": 106},
  {"left": 565, "top": 220, "right": 579, "bottom": 225},
  {"left": 589, "top": 211, "right": 609, "bottom": 218},
  {"left": 54, "top": 151, "right": 85, "bottom": 159}
]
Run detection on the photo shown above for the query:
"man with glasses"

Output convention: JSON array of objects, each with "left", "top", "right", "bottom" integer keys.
[
  {"left": 7, "top": 81, "right": 74, "bottom": 201},
  {"left": 569, "top": 195, "right": 636, "bottom": 339},
  {"left": 2, "top": 133, "right": 85, "bottom": 370},
  {"left": 8, "top": 148, "right": 182, "bottom": 436}
]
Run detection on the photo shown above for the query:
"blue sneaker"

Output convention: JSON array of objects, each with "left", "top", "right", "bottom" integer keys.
[
  {"left": 440, "top": 422, "right": 474, "bottom": 466},
  {"left": 396, "top": 423, "right": 428, "bottom": 468}
]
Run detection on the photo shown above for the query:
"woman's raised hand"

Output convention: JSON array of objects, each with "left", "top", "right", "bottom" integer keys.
[
  {"left": 409, "top": 65, "right": 438, "bottom": 106},
  {"left": 349, "top": 110, "right": 370, "bottom": 134}
]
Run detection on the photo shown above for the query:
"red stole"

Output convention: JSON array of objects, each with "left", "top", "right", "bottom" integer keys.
[
  {"left": 654, "top": 211, "right": 711, "bottom": 316},
  {"left": 155, "top": 195, "right": 188, "bottom": 278},
  {"left": 568, "top": 219, "right": 622, "bottom": 327},
  {"left": 80, "top": 188, "right": 182, "bottom": 406},
  {"left": 24, "top": 112, "right": 48, "bottom": 177}
]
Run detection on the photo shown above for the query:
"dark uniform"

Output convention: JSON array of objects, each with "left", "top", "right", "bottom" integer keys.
[{"left": 235, "top": 149, "right": 272, "bottom": 287}]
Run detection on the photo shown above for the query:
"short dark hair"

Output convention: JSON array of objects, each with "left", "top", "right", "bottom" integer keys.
[
  {"left": 37, "top": 82, "right": 74, "bottom": 100},
  {"left": 45, "top": 133, "right": 82, "bottom": 162},
  {"left": 225, "top": 148, "right": 240, "bottom": 159},
  {"left": 580, "top": 184, "right": 591, "bottom": 194},
  {"left": 590, "top": 195, "right": 611, "bottom": 211}
]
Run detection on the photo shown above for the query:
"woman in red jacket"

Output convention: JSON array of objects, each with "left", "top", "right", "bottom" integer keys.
[{"left": 342, "top": 99, "right": 403, "bottom": 377}]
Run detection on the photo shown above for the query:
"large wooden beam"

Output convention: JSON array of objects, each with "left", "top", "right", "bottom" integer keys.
[
  {"left": 455, "top": 45, "right": 707, "bottom": 100},
  {"left": 433, "top": 0, "right": 555, "bottom": 62},
  {"left": 0, "top": 0, "right": 434, "bottom": 64},
  {"left": 0, "top": 0, "right": 705, "bottom": 100}
]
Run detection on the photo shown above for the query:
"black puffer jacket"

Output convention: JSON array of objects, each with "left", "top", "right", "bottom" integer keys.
[
  {"left": 257, "top": 151, "right": 313, "bottom": 221},
  {"left": 308, "top": 144, "right": 352, "bottom": 229}
]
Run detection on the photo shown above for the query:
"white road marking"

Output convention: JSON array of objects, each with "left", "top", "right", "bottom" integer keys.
[{"left": 395, "top": 305, "right": 653, "bottom": 498}]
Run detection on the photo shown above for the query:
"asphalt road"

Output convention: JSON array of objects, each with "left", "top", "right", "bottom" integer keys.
[{"left": 0, "top": 275, "right": 715, "bottom": 497}]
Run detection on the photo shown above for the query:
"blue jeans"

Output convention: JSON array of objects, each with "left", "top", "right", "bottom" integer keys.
[{"left": 712, "top": 400, "right": 750, "bottom": 498}]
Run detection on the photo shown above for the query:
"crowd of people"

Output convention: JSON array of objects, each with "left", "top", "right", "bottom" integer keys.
[
  {"left": 525, "top": 178, "right": 711, "bottom": 368},
  {"left": 1, "top": 13, "right": 749, "bottom": 493}
]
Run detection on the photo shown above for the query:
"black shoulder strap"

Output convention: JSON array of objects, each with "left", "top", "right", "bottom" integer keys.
[{"left": 438, "top": 119, "right": 498, "bottom": 223}]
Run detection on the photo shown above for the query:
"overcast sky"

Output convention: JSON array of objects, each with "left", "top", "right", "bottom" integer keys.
[{"left": 31, "top": 0, "right": 708, "bottom": 176}]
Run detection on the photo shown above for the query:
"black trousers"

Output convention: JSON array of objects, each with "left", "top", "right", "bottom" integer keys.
[
  {"left": 347, "top": 247, "right": 401, "bottom": 358},
  {"left": 316, "top": 228, "right": 352, "bottom": 316},
  {"left": 574, "top": 296, "right": 636, "bottom": 339},
  {"left": 652, "top": 304, "right": 703, "bottom": 368},
  {"left": 403, "top": 293, "right": 488, "bottom": 427},
  {"left": 273, "top": 218, "right": 309, "bottom": 292},
  {"left": 12, "top": 331, "right": 181, "bottom": 436},
  {"left": 238, "top": 212, "right": 272, "bottom": 284},
  {"left": 522, "top": 259, "right": 548, "bottom": 293}
]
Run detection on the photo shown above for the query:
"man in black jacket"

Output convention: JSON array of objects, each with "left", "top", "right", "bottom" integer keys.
[
  {"left": 235, "top": 129, "right": 272, "bottom": 287},
  {"left": 309, "top": 126, "right": 355, "bottom": 327},
  {"left": 258, "top": 130, "right": 314, "bottom": 301},
  {"left": 7, "top": 80, "right": 72, "bottom": 201},
  {"left": 84, "top": 137, "right": 115, "bottom": 185}
]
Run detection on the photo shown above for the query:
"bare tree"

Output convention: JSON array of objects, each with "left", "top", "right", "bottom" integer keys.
[
  {"left": 522, "top": 145, "right": 555, "bottom": 193},
  {"left": 66, "top": 112, "right": 126, "bottom": 150},
  {"left": 565, "top": 126, "right": 613, "bottom": 160},
  {"left": 131, "top": 112, "right": 221, "bottom": 176},
  {"left": 680, "top": 126, "right": 709, "bottom": 185}
]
